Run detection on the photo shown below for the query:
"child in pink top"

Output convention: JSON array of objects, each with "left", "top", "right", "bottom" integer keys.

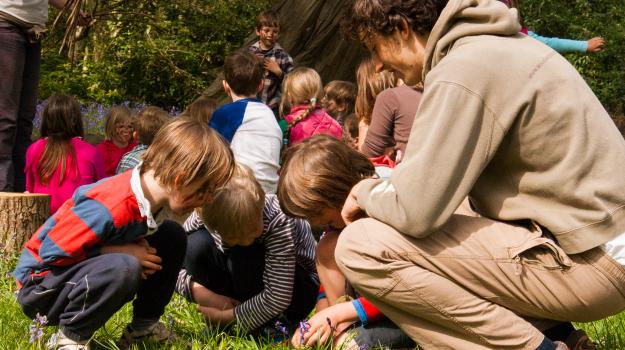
[
  {"left": 25, "top": 95, "right": 105, "bottom": 214},
  {"left": 280, "top": 67, "right": 342, "bottom": 146},
  {"left": 96, "top": 106, "right": 137, "bottom": 176}
]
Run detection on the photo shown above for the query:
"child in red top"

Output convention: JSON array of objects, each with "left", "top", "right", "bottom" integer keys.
[
  {"left": 96, "top": 106, "right": 137, "bottom": 176},
  {"left": 25, "top": 95, "right": 105, "bottom": 214},
  {"left": 280, "top": 68, "right": 342, "bottom": 147},
  {"left": 278, "top": 135, "right": 414, "bottom": 350}
]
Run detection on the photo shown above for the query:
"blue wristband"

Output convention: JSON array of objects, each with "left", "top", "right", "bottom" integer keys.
[
  {"left": 351, "top": 300, "right": 369, "bottom": 326},
  {"left": 317, "top": 292, "right": 327, "bottom": 301}
]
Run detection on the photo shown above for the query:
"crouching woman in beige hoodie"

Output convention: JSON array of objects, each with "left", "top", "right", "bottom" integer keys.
[{"left": 337, "top": 0, "right": 625, "bottom": 349}]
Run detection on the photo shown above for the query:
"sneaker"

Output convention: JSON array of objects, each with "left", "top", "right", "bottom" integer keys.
[
  {"left": 565, "top": 329, "right": 597, "bottom": 350},
  {"left": 117, "top": 322, "right": 177, "bottom": 349},
  {"left": 46, "top": 331, "right": 90, "bottom": 350}
]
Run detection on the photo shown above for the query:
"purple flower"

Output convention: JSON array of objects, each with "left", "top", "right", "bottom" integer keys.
[
  {"left": 28, "top": 313, "right": 47, "bottom": 343},
  {"left": 274, "top": 320, "right": 288, "bottom": 337},
  {"left": 298, "top": 320, "right": 310, "bottom": 345}
]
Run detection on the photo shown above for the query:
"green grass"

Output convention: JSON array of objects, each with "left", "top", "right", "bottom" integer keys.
[{"left": 2, "top": 254, "right": 625, "bottom": 350}]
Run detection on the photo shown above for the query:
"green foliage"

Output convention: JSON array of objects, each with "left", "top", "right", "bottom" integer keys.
[
  {"left": 521, "top": 0, "right": 625, "bottom": 114},
  {"left": 40, "top": 0, "right": 269, "bottom": 108}
]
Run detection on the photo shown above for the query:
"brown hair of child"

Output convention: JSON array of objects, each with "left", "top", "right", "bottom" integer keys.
[
  {"left": 354, "top": 56, "right": 398, "bottom": 125},
  {"left": 224, "top": 51, "right": 264, "bottom": 97},
  {"left": 256, "top": 10, "right": 280, "bottom": 30},
  {"left": 134, "top": 106, "right": 170, "bottom": 145},
  {"left": 183, "top": 95, "right": 218, "bottom": 124},
  {"left": 324, "top": 80, "right": 357, "bottom": 116},
  {"left": 280, "top": 67, "right": 324, "bottom": 128},
  {"left": 141, "top": 118, "right": 235, "bottom": 194},
  {"left": 103, "top": 105, "right": 133, "bottom": 141},
  {"left": 38, "top": 94, "right": 84, "bottom": 185},
  {"left": 200, "top": 163, "right": 265, "bottom": 244},
  {"left": 278, "top": 134, "right": 375, "bottom": 219},
  {"left": 341, "top": 113, "right": 359, "bottom": 150}
]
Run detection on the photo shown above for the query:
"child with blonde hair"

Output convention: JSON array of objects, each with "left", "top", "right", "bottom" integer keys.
[
  {"left": 14, "top": 118, "right": 235, "bottom": 350},
  {"left": 178, "top": 163, "right": 318, "bottom": 336},
  {"left": 278, "top": 135, "right": 414, "bottom": 350},
  {"left": 25, "top": 94, "right": 105, "bottom": 214},
  {"left": 322, "top": 80, "right": 356, "bottom": 125},
  {"left": 280, "top": 67, "right": 342, "bottom": 147},
  {"left": 96, "top": 105, "right": 137, "bottom": 176}
]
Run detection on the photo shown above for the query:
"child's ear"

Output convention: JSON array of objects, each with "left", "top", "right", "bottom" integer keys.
[
  {"left": 223, "top": 80, "right": 232, "bottom": 97},
  {"left": 255, "top": 28, "right": 261, "bottom": 37},
  {"left": 337, "top": 103, "right": 347, "bottom": 113},
  {"left": 132, "top": 130, "right": 139, "bottom": 142}
]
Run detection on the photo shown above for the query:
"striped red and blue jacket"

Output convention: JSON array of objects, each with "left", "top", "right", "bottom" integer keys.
[{"left": 13, "top": 171, "right": 148, "bottom": 288}]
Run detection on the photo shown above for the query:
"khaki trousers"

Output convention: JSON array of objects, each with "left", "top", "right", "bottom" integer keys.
[{"left": 335, "top": 215, "right": 625, "bottom": 349}]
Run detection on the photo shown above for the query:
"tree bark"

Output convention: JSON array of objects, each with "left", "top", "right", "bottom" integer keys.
[
  {"left": 204, "top": 0, "right": 367, "bottom": 102},
  {"left": 0, "top": 193, "right": 50, "bottom": 255}
]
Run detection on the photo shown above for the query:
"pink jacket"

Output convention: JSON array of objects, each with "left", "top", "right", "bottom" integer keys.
[
  {"left": 284, "top": 105, "right": 342, "bottom": 145},
  {"left": 25, "top": 137, "right": 105, "bottom": 214}
]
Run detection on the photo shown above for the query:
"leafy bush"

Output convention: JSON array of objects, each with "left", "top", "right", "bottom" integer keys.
[
  {"left": 521, "top": 0, "right": 625, "bottom": 114},
  {"left": 40, "top": 0, "right": 269, "bottom": 108}
]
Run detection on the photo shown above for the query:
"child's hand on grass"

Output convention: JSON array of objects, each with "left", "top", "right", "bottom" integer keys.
[
  {"left": 291, "top": 303, "right": 356, "bottom": 348},
  {"left": 197, "top": 305, "right": 235, "bottom": 325}
]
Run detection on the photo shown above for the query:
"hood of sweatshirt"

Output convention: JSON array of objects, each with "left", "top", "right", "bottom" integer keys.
[{"left": 423, "top": 0, "right": 520, "bottom": 80}]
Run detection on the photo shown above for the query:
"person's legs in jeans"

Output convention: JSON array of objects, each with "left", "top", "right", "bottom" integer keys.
[
  {"left": 13, "top": 36, "right": 39, "bottom": 191},
  {"left": 0, "top": 21, "right": 27, "bottom": 191},
  {"left": 17, "top": 253, "right": 143, "bottom": 341},
  {"left": 335, "top": 216, "right": 625, "bottom": 349}
]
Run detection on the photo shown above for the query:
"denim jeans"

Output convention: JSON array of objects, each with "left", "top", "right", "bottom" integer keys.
[{"left": 0, "top": 20, "right": 40, "bottom": 191}]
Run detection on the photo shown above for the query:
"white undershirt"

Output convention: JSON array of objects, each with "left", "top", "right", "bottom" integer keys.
[{"left": 602, "top": 232, "right": 625, "bottom": 266}]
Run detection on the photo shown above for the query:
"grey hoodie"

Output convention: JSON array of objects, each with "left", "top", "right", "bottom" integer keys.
[{"left": 356, "top": 0, "right": 625, "bottom": 254}]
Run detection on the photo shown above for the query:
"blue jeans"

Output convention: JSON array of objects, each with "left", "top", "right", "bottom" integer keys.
[{"left": 0, "top": 20, "right": 40, "bottom": 191}]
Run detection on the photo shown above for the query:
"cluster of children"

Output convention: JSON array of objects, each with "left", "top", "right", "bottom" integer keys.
[{"left": 13, "top": 9, "right": 422, "bottom": 350}]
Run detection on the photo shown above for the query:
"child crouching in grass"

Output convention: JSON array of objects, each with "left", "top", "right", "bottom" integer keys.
[
  {"left": 14, "top": 118, "right": 235, "bottom": 350},
  {"left": 278, "top": 135, "right": 415, "bottom": 350},
  {"left": 176, "top": 163, "right": 319, "bottom": 337}
]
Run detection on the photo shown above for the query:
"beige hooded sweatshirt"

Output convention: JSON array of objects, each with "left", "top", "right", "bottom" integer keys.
[{"left": 356, "top": 0, "right": 625, "bottom": 254}]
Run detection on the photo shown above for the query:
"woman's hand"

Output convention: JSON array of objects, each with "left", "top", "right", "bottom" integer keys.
[{"left": 341, "top": 181, "right": 367, "bottom": 225}]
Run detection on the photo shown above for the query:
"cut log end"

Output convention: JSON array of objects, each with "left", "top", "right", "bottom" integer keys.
[{"left": 0, "top": 192, "right": 51, "bottom": 255}]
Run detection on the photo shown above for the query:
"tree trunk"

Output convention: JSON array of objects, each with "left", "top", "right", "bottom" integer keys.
[
  {"left": 0, "top": 193, "right": 50, "bottom": 255},
  {"left": 205, "top": 0, "right": 367, "bottom": 102}
]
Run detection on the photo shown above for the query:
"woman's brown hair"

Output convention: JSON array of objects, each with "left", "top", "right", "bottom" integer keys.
[
  {"left": 354, "top": 56, "right": 398, "bottom": 125},
  {"left": 38, "top": 94, "right": 84, "bottom": 185},
  {"left": 278, "top": 134, "right": 375, "bottom": 219}
]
